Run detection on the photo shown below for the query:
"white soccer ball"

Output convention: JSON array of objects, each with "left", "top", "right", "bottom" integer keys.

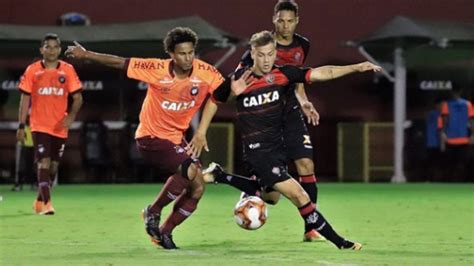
[{"left": 233, "top": 196, "right": 268, "bottom": 230}]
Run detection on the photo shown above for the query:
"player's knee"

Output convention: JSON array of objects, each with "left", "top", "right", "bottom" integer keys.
[
  {"left": 289, "top": 188, "right": 310, "bottom": 206},
  {"left": 262, "top": 191, "right": 280, "bottom": 205},
  {"left": 189, "top": 181, "right": 205, "bottom": 199},
  {"left": 295, "top": 158, "right": 314, "bottom": 174},
  {"left": 38, "top": 158, "right": 51, "bottom": 169}
]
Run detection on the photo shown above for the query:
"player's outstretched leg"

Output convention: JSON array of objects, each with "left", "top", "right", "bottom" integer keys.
[
  {"left": 299, "top": 203, "right": 361, "bottom": 250},
  {"left": 203, "top": 162, "right": 261, "bottom": 196},
  {"left": 274, "top": 178, "right": 361, "bottom": 250},
  {"left": 294, "top": 158, "right": 324, "bottom": 242}
]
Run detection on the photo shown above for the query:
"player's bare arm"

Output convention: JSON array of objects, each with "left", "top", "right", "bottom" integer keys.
[
  {"left": 16, "top": 93, "right": 30, "bottom": 143},
  {"left": 294, "top": 83, "right": 319, "bottom": 126},
  {"left": 309, "top": 61, "right": 381, "bottom": 81},
  {"left": 63, "top": 92, "right": 83, "bottom": 129},
  {"left": 65, "top": 41, "right": 126, "bottom": 69},
  {"left": 186, "top": 100, "right": 218, "bottom": 158}
]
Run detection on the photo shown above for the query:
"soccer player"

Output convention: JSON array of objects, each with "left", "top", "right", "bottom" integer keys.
[
  {"left": 211, "top": 30, "right": 381, "bottom": 250},
  {"left": 17, "top": 33, "right": 83, "bottom": 215},
  {"left": 65, "top": 27, "right": 225, "bottom": 249},
  {"left": 210, "top": 0, "right": 322, "bottom": 241}
]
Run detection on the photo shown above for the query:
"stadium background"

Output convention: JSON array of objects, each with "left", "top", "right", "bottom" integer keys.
[{"left": 0, "top": 0, "right": 473, "bottom": 183}]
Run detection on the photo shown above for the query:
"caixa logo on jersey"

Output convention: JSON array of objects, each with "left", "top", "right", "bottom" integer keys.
[
  {"left": 38, "top": 87, "right": 65, "bottom": 96},
  {"left": 243, "top": 91, "right": 280, "bottom": 107},
  {"left": 161, "top": 100, "right": 196, "bottom": 111}
]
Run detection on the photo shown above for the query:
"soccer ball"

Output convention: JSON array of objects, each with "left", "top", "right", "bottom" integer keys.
[{"left": 234, "top": 196, "right": 268, "bottom": 230}]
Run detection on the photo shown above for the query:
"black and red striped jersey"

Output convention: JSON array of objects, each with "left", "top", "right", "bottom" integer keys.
[
  {"left": 239, "top": 33, "right": 310, "bottom": 69},
  {"left": 238, "top": 33, "right": 310, "bottom": 112},
  {"left": 232, "top": 65, "right": 311, "bottom": 152}
]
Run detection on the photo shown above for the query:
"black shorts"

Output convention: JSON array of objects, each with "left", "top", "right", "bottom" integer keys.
[
  {"left": 243, "top": 150, "right": 291, "bottom": 188},
  {"left": 32, "top": 132, "right": 66, "bottom": 162},
  {"left": 136, "top": 136, "right": 197, "bottom": 177},
  {"left": 283, "top": 104, "right": 313, "bottom": 160}
]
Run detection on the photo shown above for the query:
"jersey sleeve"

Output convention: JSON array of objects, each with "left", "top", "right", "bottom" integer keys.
[
  {"left": 66, "top": 65, "right": 82, "bottom": 93},
  {"left": 279, "top": 65, "right": 312, "bottom": 84},
  {"left": 126, "top": 58, "right": 164, "bottom": 83},
  {"left": 211, "top": 78, "right": 231, "bottom": 103},
  {"left": 207, "top": 68, "right": 225, "bottom": 93},
  {"left": 18, "top": 66, "right": 34, "bottom": 94},
  {"left": 296, "top": 34, "right": 311, "bottom": 64}
]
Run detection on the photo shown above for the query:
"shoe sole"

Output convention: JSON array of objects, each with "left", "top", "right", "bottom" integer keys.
[
  {"left": 303, "top": 236, "right": 326, "bottom": 242},
  {"left": 40, "top": 209, "right": 55, "bottom": 215}
]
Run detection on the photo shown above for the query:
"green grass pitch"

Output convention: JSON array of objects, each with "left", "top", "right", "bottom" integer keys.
[{"left": 1, "top": 184, "right": 473, "bottom": 265}]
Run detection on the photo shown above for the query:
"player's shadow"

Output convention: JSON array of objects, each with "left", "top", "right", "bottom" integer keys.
[{"left": 0, "top": 211, "right": 34, "bottom": 218}]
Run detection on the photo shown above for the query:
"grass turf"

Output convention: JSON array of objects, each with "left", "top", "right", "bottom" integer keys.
[{"left": 0, "top": 183, "right": 473, "bottom": 265}]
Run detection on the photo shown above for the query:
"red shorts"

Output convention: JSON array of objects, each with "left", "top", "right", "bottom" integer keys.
[
  {"left": 136, "top": 136, "right": 194, "bottom": 177},
  {"left": 32, "top": 132, "right": 66, "bottom": 162}
]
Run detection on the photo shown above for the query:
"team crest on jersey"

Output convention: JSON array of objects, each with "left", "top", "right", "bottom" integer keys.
[
  {"left": 58, "top": 75, "right": 66, "bottom": 84},
  {"left": 294, "top": 52, "right": 302, "bottom": 62},
  {"left": 190, "top": 86, "right": 199, "bottom": 96},
  {"left": 264, "top": 74, "right": 275, "bottom": 84}
]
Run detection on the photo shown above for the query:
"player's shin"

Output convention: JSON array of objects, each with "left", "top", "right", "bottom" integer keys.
[
  {"left": 217, "top": 171, "right": 260, "bottom": 196},
  {"left": 299, "top": 174, "right": 318, "bottom": 205},
  {"left": 37, "top": 168, "right": 51, "bottom": 203},
  {"left": 298, "top": 203, "right": 347, "bottom": 248},
  {"left": 160, "top": 192, "right": 199, "bottom": 236},
  {"left": 149, "top": 174, "right": 189, "bottom": 214}
]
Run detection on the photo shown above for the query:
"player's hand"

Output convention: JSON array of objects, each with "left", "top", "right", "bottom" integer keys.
[
  {"left": 62, "top": 115, "right": 74, "bottom": 129},
  {"left": 357, "top": 61, "right": 382, "bottom": 73},
  {"left": 186, "top": 132, "right": 209, "bottom": 158},
  {"left": 231, "top": 70, "right": 255, "bottom": 96},
  {"left": 65, "top": 41, "right": 87, "bottom": 59},
  {"left": 16, "top": 129, "right": 25, "bottom": 144},
  {"left": 301, "top": 101, "right": 320, "bottom": 126}
]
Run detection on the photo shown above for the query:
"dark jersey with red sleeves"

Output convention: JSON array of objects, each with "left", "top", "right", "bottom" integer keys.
[
  {"left": 238, "top": 33, "right": 310, "bottom": 110},
  {"left": 232, "top": 65, "right": 311, "bottom": 153}
]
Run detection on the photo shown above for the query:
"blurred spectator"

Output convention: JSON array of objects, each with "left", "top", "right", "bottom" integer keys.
[
  {"left": 423, "top": 99, "right": 443, "bottom": 181},
  {"left": 440, "top": 89, "right": 474, "bottom": 181},
  {"left": 80, "top": 120, "right": 112, "bottom": 182}
]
